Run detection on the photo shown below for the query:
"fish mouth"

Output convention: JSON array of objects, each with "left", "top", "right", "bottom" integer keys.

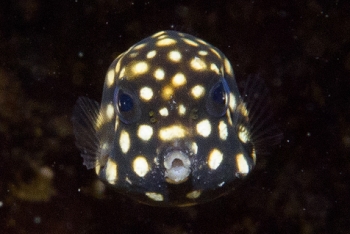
[{"left": 163, "top": 149, "right": 191, "bottom": 184}]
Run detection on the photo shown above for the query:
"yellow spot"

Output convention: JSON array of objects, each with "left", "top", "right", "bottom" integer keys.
[
  {"left": 251, "top": 148, "right": 256, "bottom": 164},
  {"left": 114, "top": 117, "right": 119, "bottom": 130},
  {"left": 156, "top": 38, "right": 176, "bottom": 46},
  {"left": 106, "top": 69, "right": 115, "bottom": 87},
  {"left": 172, "top": 73, "right": 186, "bottom": 87},
  {"left": 224, "top": 58, "right": 234, "bottom": 76},
  {"left": 168, "top": 50, "right": 182, "bottom": 62},
  {"left": 119, "top": 130, "right": 130, "bottom": 154},
  {"left": 128, "top": 52, "right": 139, "bottom": 58},
  {"left": 210, "top": 47, "right": 222, "bottom": 59},
  {"left": 152, "top": 31, "right": 165, "bottom": 38},
  {"left": 191, "top": 85, "right": 205, "bottom": 99},
  {"left": 147, "top": 50, "right": 157, "bottom": 59},
  {"left": 182, "top": 38, "right": 198, "bottom": 47},
  {"left": 115, "top": 59, "right": 122, "bottom": 73},
  {"left": 196, "top": 38, "right": 208, "bottom": 46},
  {"left": 145, "top": 192, "right": 164, "bottom": 201},
  {"left": 154, "top": 68, "right": 165, "bottom": 80},
  {"left": 139, "top": 86, "right": 153, "bottom": 101},
  {"left": 238, "top": 125, "right": 249, "bottom": 143},
  {"left": 210, "top": 63, "right": 220, "bottom": 75},
  {"left": 119, "top": 67, "right": 126, "bottom": 79},
  {"left": 178, "top": 104, "right": 186, "bottom": 116},
  {"left": 196, "top": 119, "right": 211, "bottom": 137},
  {"left": 190, "top": 57, "right": 207, "bottom": 71},
  {"left": 229, "top": 93, "right": 236, "bottom": 111},
  {"left": 106, "top": 104, "right": 114, "bottom": 120},
  {"left": 159, "top": 125, "right": 187, "bottom": 141},
  {"left": 134, "top": 43, "right": 146, "bottom": 50},
  {"left": 218, "top": 121, "right": 228, "bottom": 140},
  {"left": 131, "top": 61, "right": 149, "bottom": 75},
  {"left": 137, "top": 125, "right": 153, "bottom": 141},
  {"left": 186, "top": 190, "right": 202, "bottom": 199},
  {"left": 133, "top": 156, "right": 149, "bottom": 177},
  {"left": 236, "top": 153, "right": 249, "bottom": 174},
  {"left": 106, "top": 158, "right": 118, "bottom": 184},
  {"left": 159, "top": 107, "right": 169, "bottom": 116},
  {"left": 191, "top": 142, "right": 198, "bottom": 154},
  {"left": 208, "top": 148, "right": 223, "bottom": 170},
  {"left": 95, "top": 164, "right": 101, "bottom": 175},
  {"left": 198, "top": 50, "right": 208, "bottom": 56},
  {"left": 161, "top": 85, "right": 174, "bottom": 100},
  {"left": 240, "top": 103, "right": 249, "bottom": 117}
]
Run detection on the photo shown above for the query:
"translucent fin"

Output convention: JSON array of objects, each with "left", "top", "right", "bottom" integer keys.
[
  {"left": 71, "top": 97, "right": 101, "bottom": 169},
  {"left": 241, "top": 75, "right": 283, "bottom": 154}
]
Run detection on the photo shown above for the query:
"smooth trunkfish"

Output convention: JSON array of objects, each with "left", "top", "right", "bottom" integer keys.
[{"left": 72, "top": 30, "right": 282, "bottom": 206}]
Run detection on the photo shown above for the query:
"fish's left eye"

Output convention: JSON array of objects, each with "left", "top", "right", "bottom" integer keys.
[
  {"left": 206, "top": 78, "right": 230, "bottom": 117},
  {"left": 114, "top": 87, "right": 141, "bottom": 124}
]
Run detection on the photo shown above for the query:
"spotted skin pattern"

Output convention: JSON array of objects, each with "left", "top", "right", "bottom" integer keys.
[{"left": 72, "top": 31, "right": 270, "bottom": 207}]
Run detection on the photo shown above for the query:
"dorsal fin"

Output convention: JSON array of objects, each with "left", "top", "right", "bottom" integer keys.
[{"left": 71, "top": 97, "right": 101, "bottom": 169}]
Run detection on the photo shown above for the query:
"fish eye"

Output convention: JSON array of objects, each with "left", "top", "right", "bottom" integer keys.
[
  {"left": 206, "top": 78, "right": 230, "bottom": 117},
  {"left": 114, "top": 87, "right": 141, "bottom": 124},
  {"left": 118, "top": 93, "right": 133, "bottom": 112}
]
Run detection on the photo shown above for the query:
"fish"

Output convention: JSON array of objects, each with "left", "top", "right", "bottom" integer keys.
[{"left": 71, "top": 30, "right": 282, "bottom": 207}]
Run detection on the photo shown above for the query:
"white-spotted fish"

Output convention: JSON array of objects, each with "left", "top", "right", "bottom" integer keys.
[{"left": 72, "top": 31, "right": 282, "bottom": 206}]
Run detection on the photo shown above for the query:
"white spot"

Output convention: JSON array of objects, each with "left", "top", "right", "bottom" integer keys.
[
  {"left": 106, "top": 158, "right": 118, "bottom": 184},
  {"left": 168, "top": 50, "right": 182, "bottom": 62},
  {"left": 132, "top": 61, "right": 149, "bottom": 75},
  {"left": 210, "top": 63, "right": 220, "bottom": 75},
  {"left": 106, "top": 69, "right": 115, "bottom": 87},
  {"left": 119, "top": 130, "right": 130, "bottom": 153},
  {"left": 172, "top": 72, "right": 186, "bottom": 87},
  {"left": 210, "top": 47, "right": 222, "bottom": 59},
  {"left": 140, "top": 86, "right": 153, "bottom": 101},
  {"left": 159, "top": 125, "right": 187, "bottom": 141},
  {"left": 191, "top": 85, "right": 205, "bottom": 99},
  {"left": 229, "top": 93, "right": 236, "bottom": 111},
  {"left": 145, "top": 192, "right": 164, "bottom": 201},
  {"left": 218, "top": 181, "right": 225, "bottom": 187},
  {"left": 198, "top": 50, "right": 208, "bottom": 56},
  {"left": 125, "top": 177, "right": 132, "bottom": 185},
  {"left": 147, "top": 50, "right": 157, "bottom": 59},
  {"left": 133, "top": 156, "right": 149, "bottom": 177},
  {"left": 178, "top": 104, "right": 186, "bottom": 116},
  {"left": 154, "top": 68, "right": 165, "bottom": 80},
  {"left": 106, "top": 104, "right": 114, "bottom": 120},
  {"left": 190, "top": 57, "right": 207, "bottom": 71},
  {"left": 236, "top": 153, "right": 249, "bottom": 174},
  {"left": 218, "top": 121, "right": 228, "bottom": 140},
  {"left": 134, "top": 43, "right": 146, "bottom": 50},
  {"left": 159, "top": 107, "right": 169, "bottom": 116},
  {"left": 224, "top": 58, "right": 234, "bottom": 76},
  {"left": 208, "top": 148, "right": 223, "bottom": 170},
  {"left": 137, "top": 125, "right": 153, "bottom": 141},
  {"left": 196, "top": 119, "right": 211, "bottom": 137},
  {"left": 186, "top": 190, "right": 201, "bottom": 199},
  {"left": 156, "top": 38, "right": 176, "bottom": 46},
  {"left": 183, "top": 38, "right": 199, "bottom": 47},
  {"left": 191, "top": 142, "right": 198, "bottom": 154},
  {"left": 238, "top": 125, "right": 249, "bottom": 143}
]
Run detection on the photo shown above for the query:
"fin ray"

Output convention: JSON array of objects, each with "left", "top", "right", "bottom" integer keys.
[{"left": 71, "top": 97, "right": 101, "bottom": 169}]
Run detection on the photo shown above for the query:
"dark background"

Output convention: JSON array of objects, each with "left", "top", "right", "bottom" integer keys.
[{"left": 1, "top": 0, "right": 350, "bottom": 233}]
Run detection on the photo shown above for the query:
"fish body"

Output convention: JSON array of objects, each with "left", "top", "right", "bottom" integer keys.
[{"left": 72, "top": 31, "right": 281, "bottom": 206}]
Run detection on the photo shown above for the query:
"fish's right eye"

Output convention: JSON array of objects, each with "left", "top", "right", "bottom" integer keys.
[{"left": 114, "top": 87, "right": 141, "bottom": 124}]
